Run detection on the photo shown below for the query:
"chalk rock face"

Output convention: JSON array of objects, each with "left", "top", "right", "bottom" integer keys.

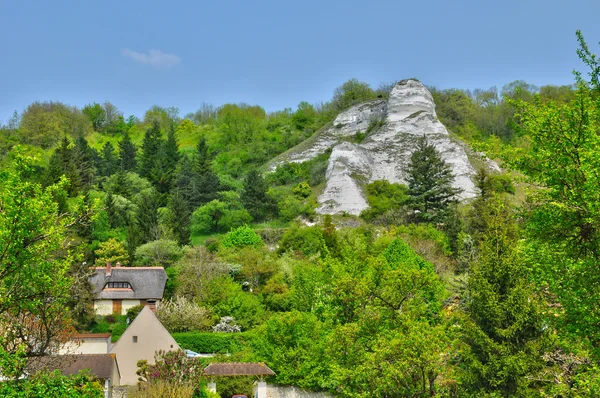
[{"left": 272, "top": 79, "right": 488, "bottom": 215}]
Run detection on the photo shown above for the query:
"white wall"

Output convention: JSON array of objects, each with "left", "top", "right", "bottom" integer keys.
[
  {"left": 58, "top": 338, "right": 111, "bottom": 355},
  {"left": 94, "top": 300, "right": 114, "bottom": 315},
  {"left": 122, "top": 299, "right": 142, "bottom": 315}
]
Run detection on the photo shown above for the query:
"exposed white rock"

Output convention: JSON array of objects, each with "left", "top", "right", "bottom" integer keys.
[{"left": 271, "top": 79, "right": 497, "bottom": 215}]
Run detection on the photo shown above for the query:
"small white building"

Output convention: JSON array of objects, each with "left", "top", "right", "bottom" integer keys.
[
  {"left": 58, "top": 333, "right": 112, "bottom": 355},
  {"left": 90, "top": 263, "right": 168, "bottom": 315}
]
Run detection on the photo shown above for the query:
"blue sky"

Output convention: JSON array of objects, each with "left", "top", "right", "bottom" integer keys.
[{"left": 1, "top": 0, "right": 599, "bottom": 123}]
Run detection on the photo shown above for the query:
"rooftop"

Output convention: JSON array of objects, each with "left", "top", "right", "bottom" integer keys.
[
  {"left": 90, "top": 265, "right": 167, "bottom": 300},
  {"left": 204, "top": 362, "right": 276, "bottom": 377}
]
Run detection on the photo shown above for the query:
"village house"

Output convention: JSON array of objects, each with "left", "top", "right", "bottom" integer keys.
[
  {"left": 90, "top": 263, "right": 168, "bottom": 315},
  {"left": 109, "top": 306, "right": 180, "bottom": 385},
  {"left": 26, "top": 354, "right": 120, "bottom": 398}
]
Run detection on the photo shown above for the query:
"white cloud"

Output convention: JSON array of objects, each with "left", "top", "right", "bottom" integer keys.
[{"left": 121, "top": 48, "right": 181, "bottom": 68}]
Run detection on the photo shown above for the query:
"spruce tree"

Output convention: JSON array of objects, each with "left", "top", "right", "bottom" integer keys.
[
  {"left": 192, "top": 135, "right": 221, "bottom": 206},
  {"left": 73, "top": 135, "right": 97, "bottom": 192},
  {"left": 139, "top": 120, "right": 163, "bottom": 179},
  {"left": 167, "top": 190, "right": 191, "bottom": 246},
  {"left": 406, "top": 136, "right": 461, "bottom": 223},
  {"left": 100, "top": 141, "right": 118, "bottom": 177},
  {"left": 163, "top": 125, "right": 180, "bottom": 175},
  {"left": 118, "top": 132, "right": 137, "bottom": 172},
  {"left": 104, "top": 192, "right": 119, "bottom": 228},
  {"left": 241, "top": 169, "right": 273, "bottom": 221},
  {"left": 459, "top": 198, "right": 548, "bottom": 396},
  {"left": 174, "top": 155, "right": 197, "bottom": 208},
  {"left": 135, "top": 188, "right": 161, "bottom": 243}
]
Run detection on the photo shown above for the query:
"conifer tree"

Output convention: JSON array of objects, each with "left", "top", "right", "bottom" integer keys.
[
  {"left": 167, "top": 190, "right": 191, "bottom": 246},
  {"left": 174, "top": 155, "right": 197, "bottom": 208},
  {"left": 73, "top": 135, "right": 97, "bottom": 192},
  {"left": 241, "top": 169, "right": 273, "bottom": 221},
  {"left": 406, "top": 136, "right": 461, "bottom": 223},
  {"left": 460, "top": 198, "right": 548, "bottom": 396},
  {"left": 135, "top": 188, "right": 161, "bottom": 243},
  {"left": 104, "top": 192, "right": 119, "bottom": 228},
  {"left": 118, "top": 132, "right": 137, "bottom": 172},
  {"left": 192, "top": 135, "right": 220, "bottom": 207},
  {"left": 163, "top": 125, "right": 180, "bottom": 176},
  {"left": 100, "top": 142, "right": 118, "bottom": 177},
  {"left": 45, "top": 136, "right": 74, "bottom": 187},
  {"left": 139, "top": 120, "right": 163, "bottom": 179}
]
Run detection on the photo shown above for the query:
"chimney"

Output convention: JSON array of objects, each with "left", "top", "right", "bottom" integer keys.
[{"left": 106, "top": 262, "right": 112, "bottom": 276}]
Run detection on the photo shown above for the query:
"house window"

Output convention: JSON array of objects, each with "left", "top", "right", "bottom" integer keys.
[
  {"left": 133, "top": 336, "right": 138, "bottom": 343},
  {"left": 104, "top": 282, "right": 132, "bottom": 289}
]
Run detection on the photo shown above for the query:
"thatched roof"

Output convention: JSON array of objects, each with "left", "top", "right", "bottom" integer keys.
[
  {"left": 204, "top": 362, "right": 275, "bottom": 376},
  {"left": 90, "top": 266, "right": 167, "bottom": 300},
  {"left": 26, "top": 354, "right": 119, "bottom": 380}
]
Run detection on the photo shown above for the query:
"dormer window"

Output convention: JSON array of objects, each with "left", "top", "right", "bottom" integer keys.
[{"left": 104, "top": 282, "right": 132, "bottom": 289}]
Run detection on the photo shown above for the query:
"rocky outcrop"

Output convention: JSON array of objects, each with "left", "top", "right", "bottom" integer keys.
[{"left": 271, "top": 79, "right": 492, "bottom": 215}]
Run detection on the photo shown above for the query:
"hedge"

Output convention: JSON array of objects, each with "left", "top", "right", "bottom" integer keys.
[{"left": 173, "top": 331, "right": 255, "bottom": 354}]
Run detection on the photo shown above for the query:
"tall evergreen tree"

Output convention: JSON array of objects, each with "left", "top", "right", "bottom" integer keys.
[
  {"left": 100, "top": 141, "right": 118, "bottom": 177},
  {"left": 118, "top": 132, "right": 137, "bottom": 172},
  {"left": 174, "top": 155, "right": 197, "bottom": 208},
  {"left": 167, "top": 190, "right": 191, "bottom": 246},
  {"left": 104, "top": 192, "right": 119, "bottom": 228},
  {"left": 135, "top": 188, "right": 161, "bottom": 243},
  {"left": 139, "top": 120, "right": 163, "bottom": 179},
  {"left": 72, "top": 135, "right": 97, "bottom": 192},
  {"left": 45, "top": 136, "right": 75, "bottom": 188},
  {"left": 163, "top": 125, "right": 180, "bottom": 175},
  {"left": 192, "top": 135, "right": 221, "bottom": 207},
  {"left": 241, "top": 169, "right": 273, "bottom": 221},
  {"left": 459, "top": 198, "right": 548, "bottom": 396},
  {"left": 406, "top": 136, "right": 462, "bottom": 223}
]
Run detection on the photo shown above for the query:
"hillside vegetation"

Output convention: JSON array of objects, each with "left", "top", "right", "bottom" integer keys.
[{"left": 1, "top": 31, "right": 600, "bottom": 398}]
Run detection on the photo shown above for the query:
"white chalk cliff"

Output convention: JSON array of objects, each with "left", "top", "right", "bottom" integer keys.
[{"left": 272, "top": 79, "right": 492, "bottom": 215}]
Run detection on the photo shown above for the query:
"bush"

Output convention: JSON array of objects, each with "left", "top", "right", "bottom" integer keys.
[
  {"left": 292, "top": 182, "right": 312, "bottom": 198},
  {"left": 221, "top": 225, "right": 264, "bottom": 249},
  {"left": 134, "top": 239, "right": 183, "bottom": 267},
  {"left": 277, "top": 225, "right": 326, "bottom": 257},
  {"left": 172, "top": 331, "right": 255, "bottom": 354},
  {"left": 155, "top": 296, "right": 213, "bottom": 333}
]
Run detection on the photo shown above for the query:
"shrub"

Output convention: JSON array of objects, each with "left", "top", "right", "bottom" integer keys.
[
  {"left": 134, "top": 239, "right": 183, "bottom": 267},
  {"left": 292, "top": 182, "right": 312, "bottom": 198},
  {"left": 155, "top": 296, "right": 213, "bottom": 333},
  {"left": 277, "top": 225, "right": 326, "bottom": 257},
  {"left": 172, "top": 331, "right": 255, "bottom": 354},
  {"left": 221, "top": 225, "right": 264, "bottom": 249}
]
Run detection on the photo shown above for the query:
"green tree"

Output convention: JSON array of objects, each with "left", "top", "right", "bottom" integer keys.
[
  {"left": 19, "top": 101, "right": 91, "bottom": 148},
  {"left": 82, "top": 102, "right": 106, "bottom": 131},
  {"left": 241, "top": 170, "right": 274, "bottom": 221},
  {"left": 331, "top": 78, "right": 376, "bottom": 112},
  {"left": 139, "top": 120, "right": 163, "bottom": 180},
  {"left": 459, "top": 198, "right": 548, "bottom": 396},
  {"left": 506, "top": 35, "right": 600, "bottom": 355},
  {"left": 0, "top": 150, "right": 83, "bottom": 355},
  {"left": 406, "top": 136, "right": 461, "bottom": 223},
  {"left": 94, "top": 238, "right": 128, "bottom": 266},
  {"left": 100, "top": 141, "right": 118, "bottom": 177},
  {"left": 166, "top": 190, "right": 191, "bottom": 246},
  {"left": 192, "top": 136, "right": 221, "bottom": 207},
  {"left": 135, "top": 188, "right": 161, "bottom": 243},
  {"left": 118, "top": 132, "right": 137, "bottom": 172},
  {"left": 72, "top": 135, "right": 97, "bottom": 192}
]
